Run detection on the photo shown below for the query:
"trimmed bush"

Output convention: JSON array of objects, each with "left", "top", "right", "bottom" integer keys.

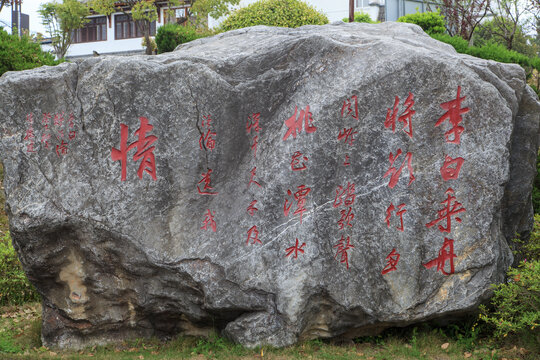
[
  {"left": 342, "top": 11, "right": 376, "bottom": 24},
  {"left": 397, "top": 10, "right": 446, "bottom": 35},
  {"left": 220, "top": 0, "right": 328, "bottom": 32},
  {"left": 0, "top": 232, "right": 40, "bottom": 306},
  {"left": 155, "top": 24, "right": 201, "bottom": 54},
  {"left": 431, "top": 33, "right": 540, "bottom": 76},
  {"left": 0, "top": 29, "right": 58, "bottom": 77}
]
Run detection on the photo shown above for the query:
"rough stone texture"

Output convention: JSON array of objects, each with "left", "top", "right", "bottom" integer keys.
[{"left": 0, "top": 22, "right": 539, "bottom": 349}]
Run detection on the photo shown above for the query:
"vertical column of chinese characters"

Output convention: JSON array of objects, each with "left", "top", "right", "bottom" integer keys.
[
  {"left": 24, "top": 113, "right": 37, "bottom": 153},
  {"left": 245, "top": 113, "right": 262, "bottom": 245},
  {"left": 111, "top": 116, "right": 158, "bottom": 181},
  {"left": 381, "top": 92, "right": 416, "bottom": 275},
  {"left": 198, "top": 115, "right": 218, "bottom": 233},
  {"left": 424, "top": 86, "right": 468, "bottom": 275},
  {"left": 283, "top": 105, "right": 316, "bottom": 260},
  {"left": 332, "top": 95, "right": 360, "bottom": 269}
]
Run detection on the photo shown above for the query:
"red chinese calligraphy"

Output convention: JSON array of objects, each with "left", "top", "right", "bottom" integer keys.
[
  {"left": 290, "top": 151, "right": 308, "bottom": 171},
  {"left": 398, "top": 93, "right": 414, "bottom": 138},
  {"left": 285, "top": 238, "right": 306, "bottom": 259},
  {"left": 24, "top": 114, "right": 36, "bottom": 153},
  {"left": 199, "top": 129, "right": 216, "bottom": 151},
  {"left": 41, "top": 133, "right": 51, "bottom": 149},
  {"left": 381, "top": 248, "right": 400, "bottom": 275},
  {"left": 53, "top": 112, "right": 64, "bottom": 127},
  {"left": 440, "top": 155, "right": 465, "bottom": 181},
  {"left": 56, "top": 140, "right": 68, "bottom": 157},
  {"left": 197, "top": 168, "right": 218, "bottom": 195},
  {"left": 68, "top": 113, "right": 76, "bottom": 140},
  {"left": 385, "top": 203, "right": 406, "bottom": 232},
  {"left": 383, "top": 149, "right": 415, "bottom": 188},
  {"left": 435, "top": 86, "right": 470, "bottom": 144},
  {"left": 423, "top": 238, "right": 457, "bottom": 275},
  {"left": 246, "top": 113, "right": 261, "bottom": 134},
  {"left": 338, "top": 207, "right": 354, "bottom": 229},
  {"left": 247, "top": 200, "right": 258, "bottom": 216},
  {"left": 42, "top": 113, "right": 51, "bottom": 129},
  {"left": 333, "top": 182, "right": 356, "bottom": 208},
  {"left": 337, "top": 127, "right": 358, "bottom": 146},
  {"left": 334, "top": 235, "right": 354, "bottom": 269},
  {"left": 341, "top": 95, "right": 358, "bottom": 120},
  {"left": 202, "top": 114, "right": 212, "bottom": 127},
  {"left": 385, "top": 93, "right": 415, "bottom": 138},
  {"left": 251, "top": 135, "right": 259, "bottom": 158},
  {"left": 248, "top": 167, "right": 262, "bottom": 188},
  {"left": 343, "top": 155, "right": 351, "bottom": 166},
  {"left": 246, "top": 225, "right": 262, "bottom": 245},
  {"left": 283, "top": 185, "right": 311, "bottom": 223},
  {"left": 201, "top": 209, "right": 217, "bottom": 232},
  {"left": 426, "top": 188, "right": 466, "bottom": 233},
  {"left": 111, "top": 116, "right": 158, "bottom": 181},
  {"left": 282, "top": 105, "right": 317, "bottom": 141}
]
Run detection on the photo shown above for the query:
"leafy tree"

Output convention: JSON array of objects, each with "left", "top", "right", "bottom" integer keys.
[
  {"left": 475, "top": 17, "right": 538, "bottom": 57},
  {"left": 0, "top": 0, "right": 13, "bottom": 14},
  {"left": 39, "top": 0, "right": 90, "bottom": 59},
  {"left": 435, "top": 0, "right": 491, "bottom": 42},
  {"left": 220, "top": 0, "right": 328, "bottom": 32},
  {"left": 0, "top": 28, "right": 59, "bottom": 76},
  {"left": 397, "top": 10, "right": 446, "bottom": 35},
  {"left": 482, "top": 0, "right": 532, "bottom": 51}
]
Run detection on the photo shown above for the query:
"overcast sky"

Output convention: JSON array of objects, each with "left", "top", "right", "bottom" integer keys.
[{"left": 1, "top": 0, "right": 47, "bottom": 35}]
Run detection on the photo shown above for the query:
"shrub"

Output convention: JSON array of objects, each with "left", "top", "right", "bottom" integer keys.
[
  {"left": 431, "top": 33, "right": 540, "bottom": 77},
  {"left": 0, "top": 232, "right": 40, "bottom": 306},
  {"left": 342, "top": 11, "right": 376, "bottom": 24},
  {"left": 397, "top": 10, "right": 446, "bottom": 35},
  {"left": 0, "top": 29, "right": 59, "bottom": 77},
  {"left": 155, "top": 23, "right": 204, "bottom": 54},
  {"left": 220, "top": 0, "right": 328, "bottom": 32},
  {"left": 479, "top": 215, "right": 540, "bottom": 340}
]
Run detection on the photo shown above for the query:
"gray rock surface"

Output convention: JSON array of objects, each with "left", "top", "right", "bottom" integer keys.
[{"left": 0, "top": 22, "right": 539, "bottom": 349}]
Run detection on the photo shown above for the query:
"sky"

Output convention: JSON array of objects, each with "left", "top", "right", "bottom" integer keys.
[{"left": 0, "top": 0, "right": 47, "bottom": 35}]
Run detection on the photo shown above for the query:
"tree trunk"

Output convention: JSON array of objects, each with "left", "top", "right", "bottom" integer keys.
[
  {"left": 145, "top": 33, "right": 152, "bottom": 55},
  {"left": 349, "top": 0, "right": 354, "bottom": 23}
]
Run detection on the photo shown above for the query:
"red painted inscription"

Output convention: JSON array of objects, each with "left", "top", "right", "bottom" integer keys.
[
  {"left": 197, "top": 168, "right": 218, "bottom": 195},
  {"left": 334, "top": 235, "right": 354, "bottom": 269},
  {"left": 435, "top": 86, "right": 469, "bottom": 144},
  {"left": 247, "top": 200, "right": 258, "bottom": 216},
  {"left": 291, "top": 151, "right": 308, "bottom": 171},
  {"left": 285, "top": 238, "right": 306, "bottom": 259},
  {"left": 426, "top": 188, "right": 465, "bottom": 233},
  {"left": 385, "top": 203, "right": 406, "bottom": 232},
  {"left": 440, "top": 155, "right": 465, "bottom": 181},
  {"left": 341, "top": 95, "right": 359, "bottom": 120},
  {"left": 284, "top": 185, "right": 311, "bottom": 223},
  {"left": 246, "top": 225, "right": 262, "bottom": 245},
  {"left": 282, "top": 105, "right": 317, "bottom": 141},
  {"left": 201, "top": 209, "right": 217, "bottom": 232},
  {"left": 111, "top": 116, "right": 157, "bottom": 181},
  {"left": 423, "top": 238, "right": 457, "bottom": 275},
  {"left": 383, "top": 149, "right": 415, "bottom": 188},
  {"left": 385, "top": 93, "right": 415, "bottom": 138},
  {"left": 381, "top": 248, "right": 400, "bottom": 275}
]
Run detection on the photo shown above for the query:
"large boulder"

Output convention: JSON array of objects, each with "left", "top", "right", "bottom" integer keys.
[{"left": 0, "top": 22, "right": 539, "bottom": 349}]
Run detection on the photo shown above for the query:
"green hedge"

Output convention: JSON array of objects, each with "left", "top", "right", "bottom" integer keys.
[
  {"left": 397, "top": 10, "right": 446, "bottom": 35},
  {"left": 431, "top": 33, "right": 540, "bottom": 78},
  {"left": 220, "top": 0, "right": 328, "bottom": 32},
  {"left": 155, "top": 23, "right": 204, "bottom": 54},
  {"left": 0, "top": 29, "right": 58, "bottom": 77},
  {"left": 0, "top": 232, "right": 40, "bottom": 306},
  {"left": 342, "top": 11, "right": 376, "bottom": 24}
]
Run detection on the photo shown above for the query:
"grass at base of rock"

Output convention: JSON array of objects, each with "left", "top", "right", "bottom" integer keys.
[{"left": 1, "top": 304, "right": 538, "bottom": 360}]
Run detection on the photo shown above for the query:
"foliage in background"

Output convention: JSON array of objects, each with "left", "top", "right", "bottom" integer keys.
[
  {"left": 39, "top": 0, "right": 90, "bottom": 59},
  {"left": 397, "top": 10, "right": 446, "bottom": 35},
  {"left": 474, "top": 17, "right": 539, "bottom": 58},
  {"left": 155, "top": 23, "right": 210, "bottom": 53},
  {"left": 431, "top": 32, "right": 540, "bottom": 80},
  {"left": 220, "top": 0, "right": 328, "bottom": 32},
  {"left": 479, "top": 215, "right": 540, "bottom": 343},
  {"left": 0, "top": 232, "right": 40, "bottom": 306},
  {"left": 0, "top": 29, "right": 59, "bottom": 77},
  {"left": 342, "top": 11, "right": 376, "bottom": 24},
  {"left": 435, "top": 0, "right": 491, "bottom": 42}
]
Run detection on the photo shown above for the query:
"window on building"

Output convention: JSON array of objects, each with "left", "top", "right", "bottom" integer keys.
[
  {"left": 72, "top": 16, "right": 107, "bottom": 43},
  {"left": 115, "top": 14, "right": 156, "bottom": 40},
  {"left": 356, "top": 0, "right": 371, "bottom": 7},
  {"left": 164, "top": 7, "right": 190, "bottom": 24}
]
